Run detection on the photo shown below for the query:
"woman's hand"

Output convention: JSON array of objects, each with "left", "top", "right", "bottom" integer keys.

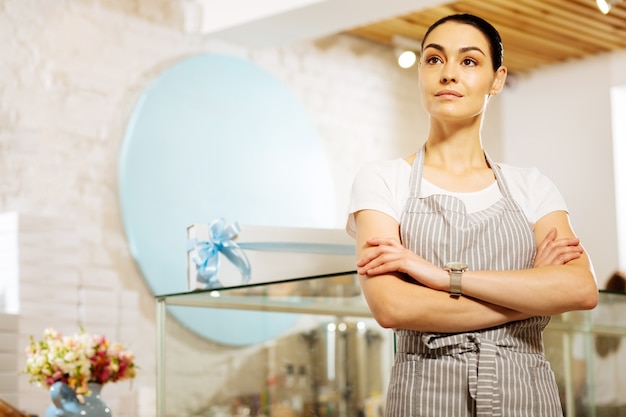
[
  {"left": 357, "top": 236, "right": 448, "bottom": 291},
  {"left": 533, "top": 227, "right": 583, "bottom": 268}
]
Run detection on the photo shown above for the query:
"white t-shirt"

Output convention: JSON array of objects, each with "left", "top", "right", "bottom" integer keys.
[{"left": 346, "top": 158, "right": 567, "bottom": 238}]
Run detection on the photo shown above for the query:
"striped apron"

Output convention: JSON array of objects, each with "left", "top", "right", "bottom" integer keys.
[{"left": 386, "top": 146, "right": 563, "bottom": 417}]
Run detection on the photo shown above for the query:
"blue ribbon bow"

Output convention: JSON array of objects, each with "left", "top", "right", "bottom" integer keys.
[
  {"left": 187, "top": 218, "right": 357, "bottom": 289},
  {"left": 187, "top": 218, "right": 251, "bottom": 288}
]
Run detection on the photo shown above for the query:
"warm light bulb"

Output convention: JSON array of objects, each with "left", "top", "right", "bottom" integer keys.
[
  {"left": 397, "top": 50, "right": 417, "bottom": 69},
  {"left": 597, "top": 0, "right": 612, "bottom": 14}
]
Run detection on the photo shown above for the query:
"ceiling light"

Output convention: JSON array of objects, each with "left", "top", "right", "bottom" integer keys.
[
  {"left": 596, "top": 0, "right": 623, "bottom": 14},
  {"left": 397, "top": 50, "right": 417, "bottom": 69},
  {"left": 391, "top": 35, "right": 422, "bottom": 69}
]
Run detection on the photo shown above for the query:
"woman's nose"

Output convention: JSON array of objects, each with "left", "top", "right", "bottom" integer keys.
[{"left": 440, "top": 63, "right": 458, "bottom": 83}]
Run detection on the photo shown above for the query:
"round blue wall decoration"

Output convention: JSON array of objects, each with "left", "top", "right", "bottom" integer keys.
[{"left": 119, "top": 53, "right": 337, "bottom": 346}]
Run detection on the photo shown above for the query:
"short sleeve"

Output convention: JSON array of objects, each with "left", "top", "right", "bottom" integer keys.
[
  {"left": 500, "top": 164, "right": 568, "bottom": 226},
  {"left": 345, "top": 160, "right": 408, "bottom": 238}
]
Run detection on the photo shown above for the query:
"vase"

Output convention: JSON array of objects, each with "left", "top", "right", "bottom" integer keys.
[{"left": 45, "top": 382, "right": 112, "bottom": 417}]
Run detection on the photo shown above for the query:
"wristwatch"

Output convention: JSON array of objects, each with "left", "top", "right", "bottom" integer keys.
[{"left": 444, "top": 262, "right": 468, "bottom": 297}]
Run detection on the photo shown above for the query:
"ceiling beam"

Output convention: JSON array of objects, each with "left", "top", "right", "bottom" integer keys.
[{"left": 190, "top": 0, "right": 448, "bottom": 48}]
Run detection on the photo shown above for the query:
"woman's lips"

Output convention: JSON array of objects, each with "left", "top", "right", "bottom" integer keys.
[{"left": 435, "top": 89, "right": 463, "bottom": 97}]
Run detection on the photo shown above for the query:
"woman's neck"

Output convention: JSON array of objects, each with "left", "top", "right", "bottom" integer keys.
[
  {"left": 424, "top": 139, "right": 487, "bottom": 173},
  {"left": 425, "top": 115, "right": 486, "bottom": 166},
  {"left": 420, "top": 119, "right": 495, "bottom": 191}
]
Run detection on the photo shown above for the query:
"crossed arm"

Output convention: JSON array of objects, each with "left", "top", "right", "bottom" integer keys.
[{"left": 354, "top": 209, "right": 598, "bottom": 333}]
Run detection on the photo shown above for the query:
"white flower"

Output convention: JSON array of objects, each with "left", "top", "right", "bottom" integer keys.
[{"left": 64, "top": 351, "right": 76, "bottom": 363}]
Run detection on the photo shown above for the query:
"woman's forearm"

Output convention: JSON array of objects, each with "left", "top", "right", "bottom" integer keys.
[
  {"left": 360, "top": 274, "right": 531, "bottom": 333},
  {"left": 458, "top": 212, "right": 598, "bottom": 315},
  {"left": 460, "top": 262, "right": 597, "bottom": 316}
]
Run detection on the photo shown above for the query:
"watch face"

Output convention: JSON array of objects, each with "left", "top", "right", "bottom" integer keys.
[{"left": 445, "top": 262, "right": 468, "bottom": 271}]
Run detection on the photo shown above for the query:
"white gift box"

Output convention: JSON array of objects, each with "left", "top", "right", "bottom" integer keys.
[{"left": 186, "top": 221, "right": 356, "bottom": 291}]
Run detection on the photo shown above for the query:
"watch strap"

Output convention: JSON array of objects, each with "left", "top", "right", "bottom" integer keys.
[{"left": 449, "top": 270, "right": 463, "bottom": 296}]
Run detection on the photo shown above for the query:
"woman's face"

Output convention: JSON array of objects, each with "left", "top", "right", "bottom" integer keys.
[{"left": 418, "top": 21, "right": 506, "bottom": 122}]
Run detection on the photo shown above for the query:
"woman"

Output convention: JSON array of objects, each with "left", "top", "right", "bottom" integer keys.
[{"left": 347, "top": 14, "right": 598, "bottom": 417}]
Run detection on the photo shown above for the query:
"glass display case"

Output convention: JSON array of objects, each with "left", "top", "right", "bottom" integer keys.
[
  {"left": 545, "top": 290, "right": 626, "bottom": 417},
  {"left": 156, "top": 274, "right": 626, "bottom": 417},
  {"left": 156, "top": 271, "right": 392, "bottom": 417}
]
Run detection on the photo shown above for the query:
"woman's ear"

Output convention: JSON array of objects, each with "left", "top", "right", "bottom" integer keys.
[{"left": 490, "top": 66, "right": 508, "bottom": 95}]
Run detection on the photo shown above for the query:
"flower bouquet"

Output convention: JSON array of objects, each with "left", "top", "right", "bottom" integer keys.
[{"left": 23, "top": 327, "right": 137, "bottom": 399}]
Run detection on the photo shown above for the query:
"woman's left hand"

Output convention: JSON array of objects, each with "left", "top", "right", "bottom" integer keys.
[
  {"left": 533, "top": 227, "right": 583, "bottom": 268},
  {"left": 357, "top": 237, "right": 448, "bottom": 291}
]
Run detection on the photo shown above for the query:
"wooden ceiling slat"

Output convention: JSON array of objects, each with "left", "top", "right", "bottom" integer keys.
[
  {"left": 346, "top": 0, "right": 626, "bottom": 74},
  {"left": 483, "top": 0, "right": 626, "bottom": 50},
  {"left": 373, "top": 18, "right": 428, "bottom": 41},
  {"left": 446, "top": 3, "right": 592, "bottom": 60},
  {"left": 346, "top": 27, "right": 396, "bottom": 45},
  {"left": 521, "top": 0, "right": 626, "bottom": 47},
  {"left": 403, "top": 3, "right": 584, "bottom": 60},
  {"left": 498, "top": 50, "right": 547, "bottom": 67},
  {"left": 556, "top": 0, "right": 626, "bottom": 29},
  {"left": 379, "top": 3, "right": 592, "bottom": 64}
]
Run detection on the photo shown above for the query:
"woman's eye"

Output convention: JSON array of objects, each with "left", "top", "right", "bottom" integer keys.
[
  {"left": 426, "top": 56, "right": 442, "bottom": 64},
  {"left": 462, "top": 58, "right": 477, "bottom": 66}
]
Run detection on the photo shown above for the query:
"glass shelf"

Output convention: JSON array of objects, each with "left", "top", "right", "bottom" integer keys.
[
  {"left": 155, "top": 271, "right": 385, "bottom": 417},
  {"left": 156, "top": 275, "right": 626, "bottom": 417},
  {"left": 156, "top": 271, "right": 368, "bottom": 317}
]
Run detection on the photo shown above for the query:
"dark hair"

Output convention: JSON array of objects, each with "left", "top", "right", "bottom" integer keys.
[
  {"left": 605, "top": 270, "right": 626, "bottom": 293},
  {"left": 422, "top": 14, "right": 504, "bottom": 72}
]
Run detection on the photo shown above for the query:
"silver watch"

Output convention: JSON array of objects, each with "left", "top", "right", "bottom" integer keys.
[{"left": 444, "top": 262, "right": 468, "bottom": 297}]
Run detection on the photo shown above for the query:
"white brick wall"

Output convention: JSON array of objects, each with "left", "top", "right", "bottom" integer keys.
[
  {"left": 0, "top": 0, "right": 428, "bottom": 415},
  {"left": 0, "top": 313, "right": 19, "bottom": 407},
  {"left": 0, "top": 213, "right": 19, "bottom": 315}
]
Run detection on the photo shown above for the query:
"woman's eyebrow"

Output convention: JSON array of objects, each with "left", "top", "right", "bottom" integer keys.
[
  {"left": 423, "top": 43, "right": 444, "bottom": 52},
  {"left": 460, "top": 46, "right": 486, "bottom": 56},
  {"left": 423, "top": 43, "right": 486, "bottom": 57}
]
